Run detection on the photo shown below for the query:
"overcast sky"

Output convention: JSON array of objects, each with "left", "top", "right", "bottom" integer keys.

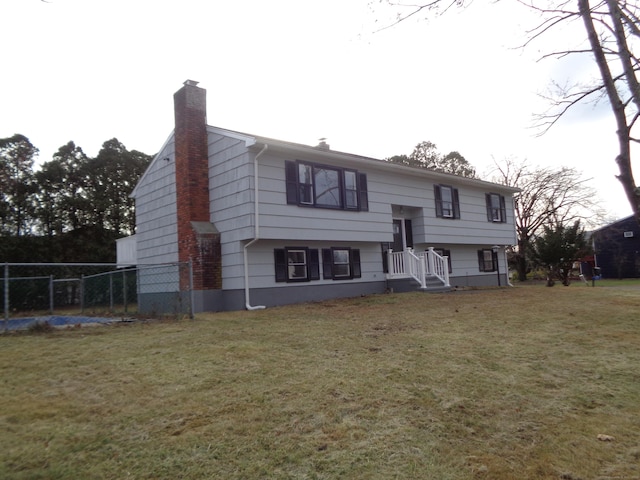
[{"left": 1, "top": 0, "right": 635, "bottom": 222}]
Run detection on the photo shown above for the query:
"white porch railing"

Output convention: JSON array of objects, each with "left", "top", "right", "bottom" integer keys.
[{"left": 387, "top": 247, "right": 450, "bottom": 289}]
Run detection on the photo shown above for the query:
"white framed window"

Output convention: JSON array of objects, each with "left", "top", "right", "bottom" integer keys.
[
  {"left": 287, "top": 249, "right": 308, "bottom": 280},
  {"left": 274, "top": 247, "right": 320, "bottom": 282},
  {"left": 486, "top": 193, "right": 506, "bottom": 223},
  {"left": 434, "top": 184, "right": 460, "bottom": 219},
  {"left": 298, "top": 164, "right": 313, "bottom": 205},
  {"left": 477, "top": 249, "right": 496, "bottom": 272},
  {"left": 322, "top": 247, "right": 361, "bottom": 280},
  {"left": 344, "top": 170, "right": 358, "bottom": 209},
  {"left": 285, "top": 161, "right": 368, "bottom": 211},
  {"left": 441, "top": 186, "right": 453, "bottom": 217},
  {"left": 332, "top": 249, "right": 351, "bottom": 278}
]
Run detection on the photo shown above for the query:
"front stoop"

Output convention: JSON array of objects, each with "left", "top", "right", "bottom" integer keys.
[{"left": 419, "top": 275, "right": 453, "bottom": 293}]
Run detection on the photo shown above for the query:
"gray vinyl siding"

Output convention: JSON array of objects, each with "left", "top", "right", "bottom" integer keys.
[
  {"left": 371, "top": 173, "right": 516, "bottom": 246},
  {"left": 449, "top": 245, "right": 503, "bottom": 280},
  {"left": 133, "top": 128, "right": 517, "bottom": 301},
  {"left": 208, "top": 132, "right": 253, "bottom": 240},
  {"left": 207, "top": 131, "right": 254, "bottom": 292},
  {"left": 241, "top": 241, "right": 508, "bottom": 293},
  {"left": 236, "top": 239, "right": 383, "bottom": 291},
  {"left": 207, "top": 131, "right": 516, "bottom": 293},
  {"left": 368, "top": 167, "right": 433, "bottom": 210},
  {"left": 133, "top": 135, "right": 179, "bottom": 265},
  {"left": 256, "top": 153, "right": 392, "bottom": 242}
]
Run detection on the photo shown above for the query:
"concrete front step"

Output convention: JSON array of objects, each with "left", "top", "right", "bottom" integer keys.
[{"left": 418, "top": 275, "right": 453, "bottom": 292}]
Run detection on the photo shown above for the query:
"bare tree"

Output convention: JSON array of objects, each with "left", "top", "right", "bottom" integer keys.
[
  {"left": 490, "top": 156, "right": 605, "bottom": 281},
  {"left": 372, "top": 0, "right": 640, "bottom": 223},
  {"left": 524, "top": 0, "right": 640, "bottom": 223}
]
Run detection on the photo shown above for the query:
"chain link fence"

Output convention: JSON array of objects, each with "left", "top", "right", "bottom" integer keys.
[{"left": 2, "top": 262, "right": 192, "bottom": 329}]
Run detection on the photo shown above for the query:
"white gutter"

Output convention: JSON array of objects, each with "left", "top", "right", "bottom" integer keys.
[{"left": 244, "top": 144, "right": 268, "bottom": 310}]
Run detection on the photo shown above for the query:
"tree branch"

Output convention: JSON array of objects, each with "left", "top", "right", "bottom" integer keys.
[{"left": 372, "top": 0, "right": 466, "bottom": 33}]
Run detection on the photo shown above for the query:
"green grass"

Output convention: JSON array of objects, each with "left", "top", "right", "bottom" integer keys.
[
  {"left": 1, "top": 284, "right": 640, "bottom": 479},
  {"left": 593, "top": 278, "right": 640, "bottom": 287}
]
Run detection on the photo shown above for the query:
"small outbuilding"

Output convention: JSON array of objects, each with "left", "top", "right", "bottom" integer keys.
[{"left": 592, "top": 215, "right": 640, "bottom": 279}]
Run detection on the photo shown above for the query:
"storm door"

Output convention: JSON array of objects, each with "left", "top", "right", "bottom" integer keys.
[{"left": 382, "top": 219, "right": 413, "bottom": 273}]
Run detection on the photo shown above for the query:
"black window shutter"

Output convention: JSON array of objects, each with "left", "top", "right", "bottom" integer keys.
[
  {"left": 358, "top": 173, "right": 369, "bottom": 211},
  {"left": 322, "top": 248, "right": 333, "bottom": 279},
  {"left": 453, "top": 188, "right": 461, "bottom": 219},
  {"left": 274, "top": 249, "right": 287, "bottom": 282},
  {"left": 405, "top": 219, "right": 413, "bottom": 248},
  {"left": 351, "top": 249, "right": 361, "bottom": 278},
  {"left": 477, "top": 250, "right": 485, "bottom": 272},
  {"left": 499, "top": 195, "right": 506, "bottom": 223},
  {"left": 309, "top": 249, "right": 320, "bottom": 280},
  {"left": 285, "top": 161, "right": 298, "bottom": 205},
  {"left": 434, "top": 185, "right": 443, "bottom": 217},
  {"left": 485, "top": 193, "right": 493, "bottom": 222},
  {"left": 381, "top": 243, "right": 389, "bottom": 273}
]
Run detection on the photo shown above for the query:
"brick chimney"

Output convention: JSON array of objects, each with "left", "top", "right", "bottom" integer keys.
[{"left": 174, "top": 80, "right": 221, "bottom": 291}]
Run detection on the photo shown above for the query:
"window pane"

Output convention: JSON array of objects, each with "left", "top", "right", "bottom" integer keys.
[
  {"left": 315, "top": 168, "right": 341, "bottom": 207},
  {"left": 289, "top": 265, "right": 307, "bottom": 279},
  {"left": 298, "top": 165, "right": 313, "bottom": 204},
  {"left": 333, "top": 249, "right": 350, "bottom": 277},
  {"left": 441, "top": 186, "right": 453, "bottom": 217},
  {"left": 482, "top": 250, "right": 494, "bottom": 271},
  {"left": 490, "top": 194, "right": 502, "bottom": 221},
  {"left": 333, "top": 249, "right": 349, "bottom": 264},
  {"left": 333, "top": 264, "right": 350, "bottom": 277},
  {"left": 345, "top": 191, "right": 357, "bottom": 209},
  {"left": 441, "top": 187, "right": 452, "bottom": 202},
  {"left": 298, "top": 164, "right": 312, "bottom": 184},
  {"left": 344, "top": 171, "right": 358, "bottom": 209},
  {"left": 289, "top": 250, "right": 306, "bottom": 264},
  {"left": 288, "top": 249, "right": 307, "bottom": 279}
]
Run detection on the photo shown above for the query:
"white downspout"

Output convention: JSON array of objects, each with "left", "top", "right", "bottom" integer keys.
[
  {"left": 244, "top": 144, "right": 268, "bottom": 310},
  {"left": 504, "top": 248, "right": 514, "bottom": 287}
]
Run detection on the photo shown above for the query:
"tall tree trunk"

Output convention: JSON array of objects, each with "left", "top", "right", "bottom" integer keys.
[
  {"left": 579, "top": 0, "right": 640, "bottom": 223},
  {"left": 516, "top": 235, "right": 529, "bottom": 281}
]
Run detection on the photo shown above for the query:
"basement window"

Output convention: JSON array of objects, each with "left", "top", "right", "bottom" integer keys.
[{"left": 274, "top": 247, "right": 320, "bottom": 282}]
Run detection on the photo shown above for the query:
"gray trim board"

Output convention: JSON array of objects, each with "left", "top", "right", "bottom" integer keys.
[{"left": 223, "top": 281, "right": 387, "bottom": 311}]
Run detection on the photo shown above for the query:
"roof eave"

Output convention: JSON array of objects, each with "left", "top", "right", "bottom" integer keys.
[{"left": 246, "top": 135, "right": 521, "bottom": 194}]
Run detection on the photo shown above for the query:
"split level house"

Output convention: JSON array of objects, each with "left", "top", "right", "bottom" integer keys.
[{"left": 117, "top": 80, "right": 519, "bottom": 314}]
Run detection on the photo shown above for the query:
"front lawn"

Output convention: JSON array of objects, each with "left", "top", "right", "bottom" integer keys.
[{"left": 1, "top": 284, "right": 639, "bottom": 479}]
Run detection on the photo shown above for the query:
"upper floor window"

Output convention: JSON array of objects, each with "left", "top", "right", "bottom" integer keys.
[
  {"left": 286, "top": 160, "right": 368, "bottom": 211},
  {"left": 434, "top": 184, "right": 460, "bottom": 219},
  {"left": 486, "top": 193, "right": 507, "bottom": 223}
]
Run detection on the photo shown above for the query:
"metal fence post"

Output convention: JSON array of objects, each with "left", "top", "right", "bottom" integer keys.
[
  {"left": 188, "top": 260, "right": 194, "bottom": 319},
  {"left": 109, "top": 274, "right": 114, "bottom": 313},
  {"left": 80, "top": 274, "right": 85, "bottom": 314},
  {"left": 123, "top": 269, "right": 128, "bottom": 314},
  {"left": 49, "top": 274, "right": 54, "bottom": 315},
  {"left": 4, "top": 263, "right": 8, "bottom": 331}
]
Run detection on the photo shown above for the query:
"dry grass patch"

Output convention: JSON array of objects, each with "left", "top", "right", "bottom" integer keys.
[{"left": 1, "top": 283, "right": 639, "bottom": 479}]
